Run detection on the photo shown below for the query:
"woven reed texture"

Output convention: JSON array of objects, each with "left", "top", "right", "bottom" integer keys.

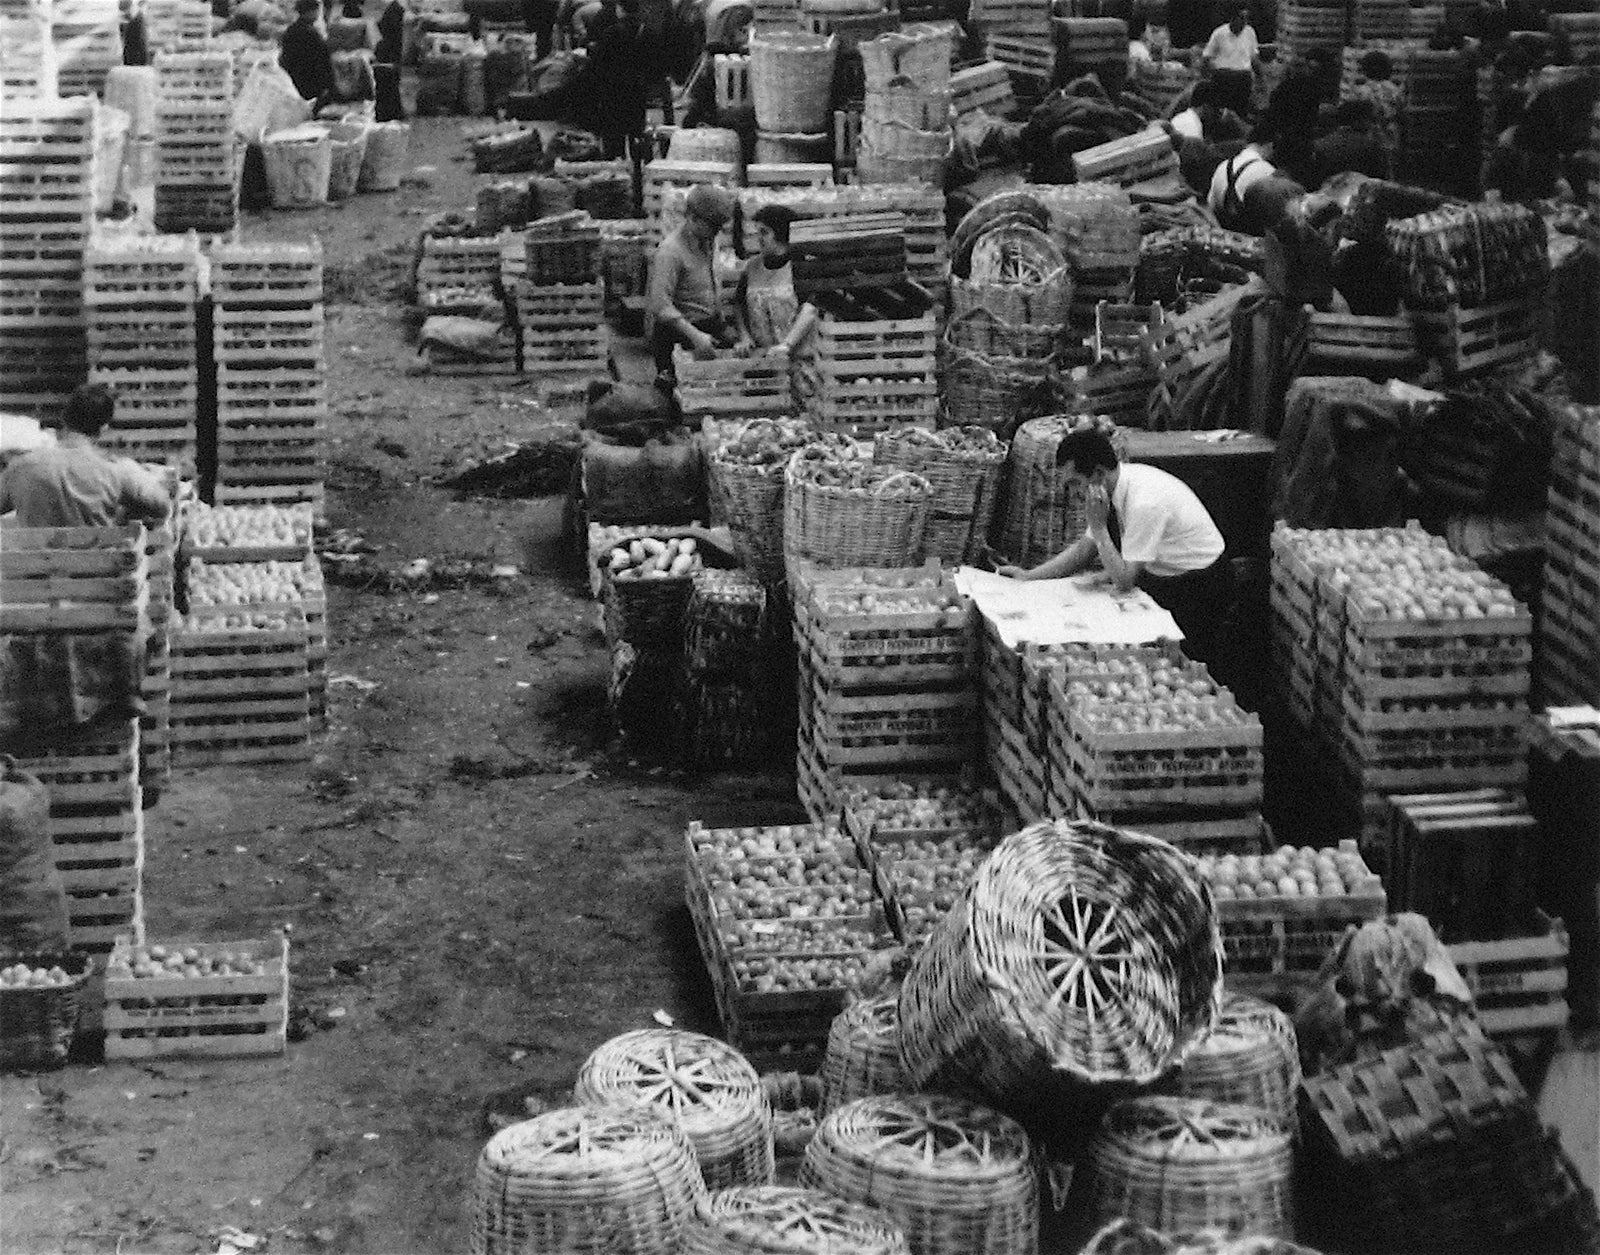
[
  {"left": 950, "top": 273, "right": 1072, "bottom": 332},
  {"left": 859, "top": 23, "right": 954, "bottom": 95},
  {"left": 1299, "top": 1018, "right": 1594, "bottom": 1253},
  {"left": 1158, "top": 992, "right": 1300, "bottom": 1130},
  {"left": 469, "top": 1104, "right": 704, "bottom": 1255},
  {"left": 896, "top": 821, "right": 1223, "bottom": 1107},
  {"left": 711, "top": 419, "right": 812, "bottom": 586},
  {"left": 685, "top": 568, "right": 767, "bottom": 679},
  {"left": 943, "top": 349, "right": 1061, "bottom": 441},
  {"left": 820, "top": 992, "right": 906, "bottom": 1113},
  {"left": 575, "top": 1028, "right": 776, "bottom": 1192},
  {"left": 1084, "top": 1096, "right": 1295, "bottom": 1239},
  {"left": 873, "top": 425, "right": 1008, "bottom": 557},
  {"left": 603, "top": 569, "right": 696, "bottom": 648},
  {"left": 800, "top": 1093, "right": 1039, "bottom": 1255},
  {"left": 683, "top": 1185, "right": 911, "bottom": 1254},
  {"left": 0, "top": 953, "right": 88, "bottom": 1072},
  {"left": 783, "top": 445, "right": 932, "bottom": 569},
  {"left": 750, "top": 31, "right": 838, "bottom": 134},
  {"left": 993, "top": 415, "right": 1122, "bottom": 567}
]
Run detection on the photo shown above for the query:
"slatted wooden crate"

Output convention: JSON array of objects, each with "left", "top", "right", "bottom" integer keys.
[
  {"left": 213, "top": 306, "right": 324, "bottom": 367},
  {"left": 1305, "top": 308, "right": 1421, "bottom": 374},
  {"left": 643, "top": 158, "right": 740, "bottom": 240},
  {"left": 807, "top": 307, "right": 938, "bottom": 435},
  {"left": 1133, "top": 58, "right": 1195, "bottom": 117},
  {"left": 209, "top": 241, "right": 322, "bottom": 308},
  {"left": 951, "top": 61, "right": 1016, "bottom": 119},
  {"left": 1, "top": 219, "right": 87, "bottom": 280},
  {"left": 985, "top": 32, "right": 1053, "bottom": 91},
  {"left": 52, "top": 20, "right": 122, "bottom": 97},
  {"left": 104, "top": 934, "right": 289, "bottom": 1060},
  {"left": 713, "top": 52, "right": 752, "bottom": 111},
  {"left": 970, "top": 0, "right": 1051, "bottom": 35},
  {"left": 170, "top": 608, "right": 312, "bottom": 764},
  {"left": 1446, "top": 912, "right": 1569, "bottom": 1043},
  {"left": 1072, "top": 126, "right": 1178, "bottom": 188},
  {"left": 746, "top": 162, "right": 834, "bottom": 189},
  {"left": 1548, "top": 13, "right": 1600, "bottom": 63},
  {"left": 1414, "top": 296, "right": 1541, "bottom": 377},
  {"left": 0, "top": 523, "right": 149, "bottom": 632},
  {"left": 673, "top": 349, "right": 795, "bottom": 420},
  {"left": 1540, "top": 404, "right": 1600, "bottom": 706}
]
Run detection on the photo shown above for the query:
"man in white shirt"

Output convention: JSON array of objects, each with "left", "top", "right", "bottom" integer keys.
[
  {"left": 998, "top": 428, "right": 1229, "bottom": 662},
  {"left": 1201, "top": 5, "right": 1259, "bottom": 120},
  {"left": 1207, "top": 142, "right": 1304, "bottom": 234}
]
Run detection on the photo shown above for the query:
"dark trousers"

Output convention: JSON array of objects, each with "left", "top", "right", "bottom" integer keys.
[
  {"left": 374, "top": 63, "right": 404, "bottom": 121},
  {"left": 1211, "top": 69, "right": 1254, "bottom": 119},
  {"left": 1139, "top": 558, "right": 1232, "bottom": 669},
  {"left": 651, "top": 315, "right": 731, "bottom": 378}
]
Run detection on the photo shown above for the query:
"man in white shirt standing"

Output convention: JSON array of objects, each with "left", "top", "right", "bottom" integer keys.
[
  {"left": 998, "top": 429, "right": 1229, "bottom": 664},
  {"left": 1201, "top": 5, "right": 1260, "bottom": 121}
]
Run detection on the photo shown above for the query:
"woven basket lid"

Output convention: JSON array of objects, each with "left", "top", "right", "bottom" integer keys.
[
  {"left": 968, "top": 224, "right": 1068, "bottom": 287},
  {"left": 805, "top": 1092, "right": 1035, "bottom": 1191},
  {"left": 470, "top": 1104, "right": 702, "bottom": 1255},
  {"left": 574, "top": 1028, "right": 774, "bottom": 1189},
  {"left": 1091, "top": 1095, "right": 1292, "bottom": 1167},
  {"left": 683, "top": 1186, "right": 910, "bottom": 1254}
]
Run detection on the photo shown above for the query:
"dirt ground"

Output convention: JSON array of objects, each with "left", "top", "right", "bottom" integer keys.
[{"left": 1, "top": 117, "right": 809, "bottom": 1255}]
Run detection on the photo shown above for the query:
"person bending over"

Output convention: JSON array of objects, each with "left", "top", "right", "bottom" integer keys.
[
  {"left": 998, "top": 428, "right": 1228, "bottom": 662},
  {"left": 1208, "top": 140, "right": 1305, "bottom": 235},
  {"left": 646, "top": 183, "right": 738, "bottom": 387},
  {"left": 0, "top": 383, "right": 170, "bottom": 528}
]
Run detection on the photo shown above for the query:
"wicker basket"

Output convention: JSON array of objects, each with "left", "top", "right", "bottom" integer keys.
[
  {"left": 943, "top": 348, "right": 1061, "bottom": 439},
  {"left": 469, "top": 1104, "right": 705, "bottom": 1255},
  {"left": 859, "top": 24, "right": 954, "bottom": 95},
  {"left": 950, "top": 273, "right": 1072, "bottom": 335},
  {"left": 800, "top": 1093, "right": 1039, "bottom": 1255},
  {"left": 873, "top": 425, "right": 1008, "bottom": 561},
  {"left": 1298, "top": 1018, "right": 1595, "bottom": 1253},
  {"left": 820, "top": 993, "right": 905, "bottom": 1113},
  {"left": 712, "top": 418, "right": 813, "bottom": 586},
  {"left": 603, "top": 565, "right": 697, "bottom": 648},
  {"left": 992, "top": 415, "right": 1122, "bottom": 567},
  {"left": 0, "top": 953, "right": 87, "bottom": 1073},
  {"left": 946, "top": 307, "right": 1066, "bottom": 359},
  {"left": 896, "top": 821, "right": 1224, "bottom": 1109},
  {"left": 783, "top": 445, "right": 932, "bottom": 569},
  {"left": 750, "top": 31, "right": 838, "bottom": 134},
  {"left": 1157, "top": 992, "right": 1300, "bottom": 1129},
  {"left": 668, "top": 126, "right": 744, "bottom": 172},
  {"left": 575, "top": 1028, "right": 776, "bottom": 1192},
  {"left": 1084, "top": 1096, "right": 1295, "bottom": 1239},
  {"left": 683, "top": 1185, "right": 911, "bottom": 1254}
]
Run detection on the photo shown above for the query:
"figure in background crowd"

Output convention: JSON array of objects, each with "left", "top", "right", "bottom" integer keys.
[
  {"left": 1200, "top": 5, "right": 1260, "bottom": 120},
  {"left": 1348, "top": 49, "right": 1403, "bottom": 153},
  {"left": 373, "top": 0, "right": 407, "bottom": 119},
  {"left": 280, "top": 0, "right": 337, "bottom": 105},
  {"left": 733, "top": 206, "right": 818, "bottom": 358},
  {"left": 1485, "top": 64, "right": 1600, "bottom": 202},
  {"left": 1168, "top": 77, "right": 1249, "bottom": 143},
  {"left": 1313, "top": 98, "right": 1392, "bottom": 184},
  {"left": 585, "top": 0, "right": 649, "bottom": 158},
  {"left": 0, "top": 384, "right": 170, "bottom": 529},
  {"left": 997, "top": 429, "right": 1229, "bottom": 667},
  {"left": 646, "top": 184, "right": 738, "bottom": 387},
  {"left": 1255, "top": 46, "right": 1335, "bottom": 186},
  {"left": 1208, "top": 141, "right": 1305, "bottom": 234}
]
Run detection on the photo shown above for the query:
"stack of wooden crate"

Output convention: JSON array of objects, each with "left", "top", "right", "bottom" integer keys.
[
  {"left": 144, "top": 0, "right": 214, "bottom": 53},
  {"left": 210, "top": 242, "right": 327, "bottom": 509},
  {"left": 0, "top": 96, "right": 96, "bottom": 421},
  {"left": 1053, "top": 17, "right": 1128, "bottom": 91},
  {"left": 804, "top": 285, "right": 936, "bottom": 438},
  {"left": 643, "top": 158, "right": 740, "bottom": 241},
  {"left": 50, "top": 0, "right": 121, "bottom": 98},
  {"left": 515, "top": 280, "right": 607, "bottom": 380},
  {"left": 141, "top": 507, "right": 181, "bottom": 795},
  {"left": 415, "top": 230, "right": 502, "bottom": 311},
  {"left": 1139, "top": 284, "right": 1249, "bottom": 424},
  {"left": 950, "top": 62, "right": 1016, "bottom": 121},
  {"left": 2, "top": 523, "right": 153, "bottom": 958},
  {"left": 1350, "top": 0, "right": 1410, "bottom": 40},
  {"left": 1276, "top": 0, "right": 1347, "bottom": 57},
  {"left": 0, "top": 10, "right": 56, "bottom": 99},
  {"left": 739, "top": 185, "right": 948, "bottom": 297},
  {"left": 85, "top": 233, "right": 202, "bottom": 469},
  {"left": 170, "top": 606, "right": 313, "bottom": 766},
  {"left": 1399, "top": 48, "right": 1478, "bottom": 195},
  {"left": 154, "top": 50, "right": 237, "bottom": 236},
  {"left": 793, "top": 566, "right": 976, "bottom": 820},
  {"left": 1538, "top": 403, "right": 1599, "bottom": 706},
  {"left": 673, "top": 350, "right": 795, "bottom": 425}
]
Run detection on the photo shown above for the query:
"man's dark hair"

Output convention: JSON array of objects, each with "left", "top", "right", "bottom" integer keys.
[
  {"left": 63, "top": 382, "right": 116, "bottom": 437},
  {"left": 1359, "top": 49, "right": 1394, "bottom": 81},
  {"left": 1189, "top": 77, "right": 1218, "bottom": 109},
  {"left": 1334, "top": 98, "right": 1377, "bottom": 129},
  {"left": 1054, "top": 428, "right": 1120, "bottom": 475},
  {"left": 751, "top": 204, "right": 798, "bottom": 245}
]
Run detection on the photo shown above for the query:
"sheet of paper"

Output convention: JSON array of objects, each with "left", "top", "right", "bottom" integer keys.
[{"left": 954, "top": 567, "right": 1183, "bottom": 648}]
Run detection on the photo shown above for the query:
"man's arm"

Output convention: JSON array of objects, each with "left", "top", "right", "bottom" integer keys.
[
  {"left": 1089, "top": 527, "right": 1144, "bottom": 591},
  {"left": 1200, "top": 28, "right": 1220, "bottom": 70},
  {"left": 647, "top": 245, "right": 714, "bottom": 353},
  {"left": 999, "top": 534, "right": 1097, "bottom": 580},
  {"left": 119, "top": 464, "right": 172, "bottom": 526}
]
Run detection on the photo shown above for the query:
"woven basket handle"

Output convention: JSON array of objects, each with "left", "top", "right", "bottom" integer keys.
[{"left": 872, "top": 470, "right": 929, "bottom": 497}]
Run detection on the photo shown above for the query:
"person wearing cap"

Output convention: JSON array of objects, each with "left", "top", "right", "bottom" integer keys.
[
  {"left": 281, "top": 0, "right": 337, "bottom": 105},
  {"left": 733, "top": 205, "right": 818, "bottom": 359},
  {"left": 647, "top": 183, "right": 738, "bottom": 386}
]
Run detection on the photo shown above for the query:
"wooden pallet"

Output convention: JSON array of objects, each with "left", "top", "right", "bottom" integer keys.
[
  {"left": 212, "top": 307, "right": 324, "bottom": 366},
  {"left": 745, "top": 162, "right": 834, "bottom": 189},
  {"left": 153, "top": 184, "right": 237, "bottom": 234},
  {"left": 1415, "top": 297, "right": 1541, "bottom": 377}
]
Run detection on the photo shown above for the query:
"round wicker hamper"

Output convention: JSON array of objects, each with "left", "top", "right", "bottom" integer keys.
[
  {"left": 469, "top": 1104, "right": 704, "bottom": 1255},
  {"left": 575, "top": 1028, "right": 775, "bottom": 1191},
  {"left": 783, "top": 443, "right": 932, "bottom": 569},
  {"left": 1083, "top": 1096, "right": 1295, "bottom": 1239},
  {"left": 896, "top": 821, "right": 1224, "bottom": 1109},
  {"left": 1158, "top": 992, "right": 1300, "bottom": 1130},
  {"left": 800, "top": 1093, "right": 1039, "bottom": 1255},
  {"left": 683, "top": 1185, "right": 911, "bottom": 1254},
  {"left": 750, "top": 31, "right": 837, "bottom": 134},
  {"left": 820, "top": 992, "right": 906, "bottom": 1113}
]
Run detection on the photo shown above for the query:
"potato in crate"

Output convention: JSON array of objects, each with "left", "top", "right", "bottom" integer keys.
[{"left": 104, "top": 934, "right": 289, "bottom": 1059}]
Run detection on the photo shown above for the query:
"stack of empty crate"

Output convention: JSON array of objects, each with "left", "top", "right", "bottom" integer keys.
[
  {"left": 793, "top": 566, "right": 977, "bottom": 820},
  {"left": 210, "top": 242, "right": 327, "bottom": 509},
  {"left": 2, "top": 523, "right": 152, "bottom": 959},
  {"left": 973, "top": 0, "right": 1052, "bottom": 108},
  {"left": 154, "top": 50, "right": 237, "bottom": 237},
  {"left": 85, "top": 233, "right": 202, "bottom": 471},
  {"left": 1, "top": 7, "right": 56, "bottom": 99},
  {"left": 144, "top": 0, "right": 214, "bottom": 53},
  {"left": 50, "top": 0, "right": 121, "bottom": 98},
  {"left": 1277, "top": 0, "right": 1347, "bottom": 58},
  {"left": 517, "top": 212, "right": 607, "bottom": 379},
  {"left": 1400, "top": 49, "right": 1478, "bottom": 195},
  {"left": 1053, "top": 18, "right": 1129, "bottom": 93},
  {"left": 1539, "top": 403, "right": 1600, "bottom": 707},
  {"left": 0, "top": 96, "right": 95, "bottom": 421},
  {"left": 140, "top": 472, "right": 185, "bottom": 795}
]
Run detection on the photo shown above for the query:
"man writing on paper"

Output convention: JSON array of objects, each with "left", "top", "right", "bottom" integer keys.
[{"left": 996, "top": 429, "right": 1227, "bottom": 663}]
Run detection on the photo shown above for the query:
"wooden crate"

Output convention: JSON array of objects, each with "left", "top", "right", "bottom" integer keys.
[
  {"left": 951, "top": 61, "right": 1016, "bottom": 120},
  {"left": 212, "top": 307, "right": 324, "bottom": 366},
  {"left": 1415, "top": 297, "right": 1541, "bottom": 376},
  {"left": 1072, "top": 126, "right": 1178, "bottom": 188},
  {"left": 0, "top": 220, "right": 87, "bottom": 277},
  {"left": 985, "top": 31, "right": 1054, "bottom": 79},
  {"left": 104, "top": 934, "right": 289, "bottom": 1059},
  {"left": 215, "top": 363, "right": 328, "bottom": 423},
  {"left": 746, "top": 163, "right": 834, "bottom": 189},
  {"left": 0, "top": 523, "right": 148, "bottom": 631},
  {"left": 208, "top": 241, "right": 323, "bottom": 309},
  {"left": 713, "top": 52, "right": 751, "bottom": 111},
  {"left": 1305, "top": 309, "right": 1421, "bottom": 374},
  {"left": 170, "top": 611, "right": 311, "bottom": 764},
  {"left": 1447, "top": 911, "right": 1569, "bottom": 1042},
  {"left": 673, "top": 349, "right": 794, "bottom": 419},
  {"left": 153, "top": 183, "right": 237, "bottom": 235}
]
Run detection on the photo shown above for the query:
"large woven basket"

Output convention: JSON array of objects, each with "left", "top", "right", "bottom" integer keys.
[
  {"left": 750, "top": 31, "right": 837, "bottom": 134},
  {"left": 604, "top": 565, "right": 697, "bottom": 648},
  {"left": 712, "top": 418, "right": 813, "bottom": 586},
  {"left": 575, "top": 1028, "right": 776, "bottom": 1192},
  {"left": 683, "top": 1186, "right": 911, "bottom": 1254},
  {"left": 950, "top": 273, "right": 1072, "bottom": 337},
  {"left": 668, "top": 126, "right": 744, "bottom": 172},
  {"left": 469, "top": 1104, "right": 705, "bottom": 1255},
  {"left": 896, "top": 821, "right": 1223, "bottom": 1109},
  {"left": 820, "top": 993, "right": 905, "bottom": 1113},
  {"left": 943, "top": 348, "right": 1062, "bottom": 439},
  {"left": 992, "top": 415, "right": 1122, "bottom": 567},
  {"left": 1157, "top": 992, "right": 1300, "bottom": 1130},
  {"left": 800, "top": 1093, "right": 1039, "bottom": 1255},
  {"left": 946, "top": 306, "right": 1066, "bottom": 359},
  {"left": 0, "top": 953, "right": 87, "bottom": 1073},
  {"left": 859, "top": 23, "right": 954, "bottom": 95},
  {"left": 783, "top": 444, "right": 932, "bottom": 570},
  {"left": 1083, "top": 1096, "right": 1295, "bottom": 1239},
  {"left": 874, "top": 425, "right": 1008, "bottom": 561},
  {"left": 969, "top": 225, "right": 1067, "bottom": 288}
]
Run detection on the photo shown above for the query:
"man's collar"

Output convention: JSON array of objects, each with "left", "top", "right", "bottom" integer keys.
[{"left": 57, "top": 431, "right": 94, "bottom": 448}]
